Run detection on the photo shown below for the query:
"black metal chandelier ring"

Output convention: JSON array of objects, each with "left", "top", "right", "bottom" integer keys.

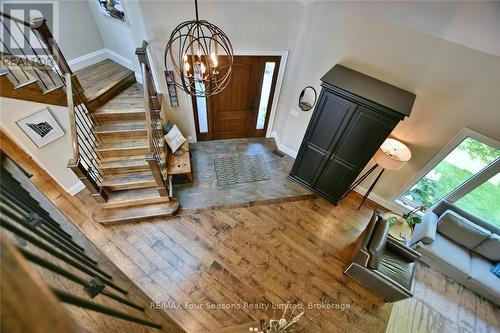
[{"left": 164, "top": 0, "right": 233, "bottom": 97}]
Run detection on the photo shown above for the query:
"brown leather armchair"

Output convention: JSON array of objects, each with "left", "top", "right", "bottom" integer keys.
[{"left": 344, "top": 210, "right": 421, "bottom": 302}]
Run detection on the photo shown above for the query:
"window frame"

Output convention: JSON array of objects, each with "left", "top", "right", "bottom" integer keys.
[{"left": 395, "top": 128, "right": 500, "bottom": 209}]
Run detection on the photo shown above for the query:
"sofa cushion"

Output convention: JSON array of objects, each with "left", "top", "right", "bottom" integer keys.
[
  {"left": 416, "top": 233, "right": 471, "bottom": 279},
  {"left": 367, "top": 219, "right": 389, "bottom": 269},
  {"left": 437, "top": 210, "right": 491, "bottom": 249},
  {"left": 473, "top": 233, "right": 500, "bottom": 262},
  {"left": 469, "top": 253, "right": 500, "bottom": 301}
]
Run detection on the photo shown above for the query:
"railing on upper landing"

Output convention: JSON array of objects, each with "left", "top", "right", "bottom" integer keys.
[
  {"left": 0, "top": 12, "right": 85, "bottom": 98},
  {"left": 0, "top": 12, "right": 107, "bottom": 201},
  {"left": 135, "top": 41, "right": 171, "bottom": 198}
]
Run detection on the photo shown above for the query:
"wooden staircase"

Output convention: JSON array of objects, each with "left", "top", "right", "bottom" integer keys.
[
  {"left": 89, "top": 83, "right": 179, "bottom": 224},
  {"left": 1, "top": 13, "right": 179, "bottom": 224}
]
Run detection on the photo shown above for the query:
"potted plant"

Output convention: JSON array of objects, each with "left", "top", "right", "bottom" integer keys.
[{"left": 402, "top": 205, "right": 427, "bottom": 228}]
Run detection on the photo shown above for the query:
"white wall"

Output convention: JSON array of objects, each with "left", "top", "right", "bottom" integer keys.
[
  {"left": 137, "top": 0, "right": 305, "bottom": 140},
  {"left": 0, "top": 97, "right": 82, "bottom": 194},
  {"left": 273, "top": 2, "right": 500, "bottom": 203},
  {"left": 57, "top": 0, "right": 104, "bottom": 60}
]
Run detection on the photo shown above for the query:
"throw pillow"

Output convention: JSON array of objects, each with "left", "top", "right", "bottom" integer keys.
[
  {"left": 473, "top": 233, "right": 500, "bottom": 262},
  {"left": 164, "top": 125, "right": 186, "bottom": 153},
  {"left": 490, "top": 263, "right": 500, "bottom": 278},
  {"left": 437, "top": 210, "right": 490, "bottom": 249}
]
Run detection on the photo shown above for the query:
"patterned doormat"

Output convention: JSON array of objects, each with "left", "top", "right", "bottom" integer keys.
[{"left": 214, "top": 154, "right": 271, "bottom": 186}]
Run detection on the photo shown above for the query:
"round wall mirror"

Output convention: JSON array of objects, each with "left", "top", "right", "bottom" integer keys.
[{"left": 298, "top": 86, "right": 317, "bottom": 111}]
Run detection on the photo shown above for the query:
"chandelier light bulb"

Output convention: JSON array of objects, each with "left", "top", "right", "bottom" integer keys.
[
  {"left": 211, "top": 52, "right": 218, "bottom": 67},
  {"left": 200, "top": 62, "right": 206, "bottom": 74},
  {"left": 183, "top": 61, "right": 190, "bottom": 73}
]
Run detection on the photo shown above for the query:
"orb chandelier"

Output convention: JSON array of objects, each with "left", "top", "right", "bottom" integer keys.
[{"left": 164, "top": 0, "right": 233, "bottom": 97}]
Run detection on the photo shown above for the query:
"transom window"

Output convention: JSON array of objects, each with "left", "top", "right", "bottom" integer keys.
[{"left": 398, "top": 129, "right": 500, "bottom": 226}]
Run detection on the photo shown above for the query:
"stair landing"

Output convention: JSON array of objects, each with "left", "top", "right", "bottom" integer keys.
[{"left": 76, "top": 59, "right": 136, "bottom": 109}]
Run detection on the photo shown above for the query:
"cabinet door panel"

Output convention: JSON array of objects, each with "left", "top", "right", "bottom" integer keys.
[
  {"left": 335, "top": 108, "right": 394, "bottom": 166},
  {"left": 314, "top": 158, "right": 354, "bottom": 201},
  {"left": 308, "top": 93, "right": 356, "bottom": 151},
  {"left": 294, "top": 146, "right": 325, "bottom": 184}
]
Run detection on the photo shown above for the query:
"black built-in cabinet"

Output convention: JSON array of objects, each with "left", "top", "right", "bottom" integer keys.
[{"left": 289, "top": 65, "right": 416, "bottom": 204}]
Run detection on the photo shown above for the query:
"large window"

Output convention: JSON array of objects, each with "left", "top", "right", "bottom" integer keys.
[{"left": 399, "top": 130, "right": 499, "bottom": 226}]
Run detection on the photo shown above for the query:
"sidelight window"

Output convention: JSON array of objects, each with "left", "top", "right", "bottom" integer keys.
[{"left": 256, "top": 62, "right": 276, "bottom": 130}]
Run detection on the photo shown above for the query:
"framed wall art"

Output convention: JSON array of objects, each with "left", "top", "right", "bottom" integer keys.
[{"left": 16, "top": 107, "right": 64, "bottom": 148}]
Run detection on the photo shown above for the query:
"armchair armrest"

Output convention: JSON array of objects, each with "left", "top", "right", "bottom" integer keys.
[
  {"left": 387, "top": 237, "right": 421, "bottom": 261},
  {"left": 350, "top": 210, "right": 383, "bottom": 266},
  {"left": 410, "top": 211, "right": 439, "bottom": 247}
]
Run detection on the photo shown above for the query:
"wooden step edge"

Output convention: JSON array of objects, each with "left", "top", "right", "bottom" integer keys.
[
  {"left": 13, "top": 78, "right": 39, "bottom": 89},
  {"left": 91, "top": 199, "right": 179, "bottom": 224},
  {"left": 96, "top": 144, "right": 149, "bottom": 152},
  {"left": 42, "top": 84, "right": 65, "bottom": 95}
]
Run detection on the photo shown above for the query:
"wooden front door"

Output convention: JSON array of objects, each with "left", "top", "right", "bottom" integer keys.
[{"left": 192, "top": 55, "right": 280, "bottom": 141}]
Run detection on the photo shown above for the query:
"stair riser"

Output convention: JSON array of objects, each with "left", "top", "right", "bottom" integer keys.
[
  {"left": 93, "top": 113, "right": 145, "bottom": 122},
  {"left": 95, "top": 130, "right": 147, "bottom": 139},
  {"left": 97, "top": 147, "right": 149, "bottom": 159},
  {"left": 103, "top": 181, "right": 157, "bottom": 191},
  {"left": 102, "top": 196, "right": 169, "bottom": 209}
]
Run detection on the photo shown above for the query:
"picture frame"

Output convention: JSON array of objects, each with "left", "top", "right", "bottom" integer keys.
[
  {"left": 16, "top": 107, "right": 65, "bottom": 148},
  {"left": 96, "top": 0, "right": 128, "bottom": 23}
]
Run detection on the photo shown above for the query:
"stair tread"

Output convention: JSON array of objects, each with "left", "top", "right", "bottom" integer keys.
[
  {"left": 97, "top": 138, "right": 149, "bottom": 151},
  {"left": 94, "top": 120, "right": 161, "bottom": 133},
  {"left": 92, "top": 200, "right": 179, "bottom": 224},
  {"left": 93, "top": 108, "right": 145, "bottom": 115},
  {"left": 101, "top": 171, "right": 154, "bottom": 186},
  {"left": 99, "top": 155, "right": 148, "bottom": 168},
  {"left": 95, "top": 120, "right": 147, "bottom": 133}
]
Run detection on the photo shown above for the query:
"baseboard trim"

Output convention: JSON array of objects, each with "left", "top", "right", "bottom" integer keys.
[
  {"left": 271, "top": 131, "right": 298, "bottom": 158},
  {"left": 66, "top": 180, "right": 85, "bottom": 196},
  {"left": 68, "top": 48, "right": 133, "bottom": 72},
  {"left": 68, "top": 49, "right": 108, "bottom": 71},
  {"left": 353, "top": 185, "right": 404, "bottom": 213},
  {"left": 106, "top": 49, "right": 133, "bottom": 71}
]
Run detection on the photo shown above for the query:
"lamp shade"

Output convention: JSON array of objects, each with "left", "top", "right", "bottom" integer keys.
[{"left": 373, "top": 138, "right": 411, "bottom": 171}]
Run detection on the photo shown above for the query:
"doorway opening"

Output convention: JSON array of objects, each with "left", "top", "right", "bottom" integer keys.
[{"left": 191, "top": 55, "right": 281, "bottom": 141}]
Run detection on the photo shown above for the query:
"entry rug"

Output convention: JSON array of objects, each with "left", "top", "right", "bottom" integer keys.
[{"left": 214, "top": 154, "right": 271, "bottom": 186}]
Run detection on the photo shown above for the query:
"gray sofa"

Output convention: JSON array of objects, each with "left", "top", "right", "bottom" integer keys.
[{"left": 411, "top": 200, "right": 500, "bottom": 306}]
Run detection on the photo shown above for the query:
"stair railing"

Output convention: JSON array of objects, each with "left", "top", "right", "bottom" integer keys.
[
  {"left": 0, "top": 162, "right": 164, "bottom": 330},
  {"left": 136, "top": 41, "right": 170, "bottom": 197},
  {"left": 66, "top": 72, "right": 107, "bottom": 202},
  {"left": 0, "top": 12, "right": 85, "bottom": 97}
]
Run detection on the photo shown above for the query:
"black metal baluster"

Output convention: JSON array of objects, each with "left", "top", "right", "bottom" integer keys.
[
  {"left": 0, "top": 219, "right": 127, "bottom": 295},
  {"left": 52, "top": 289, "right": 162, "bottom": 329},
  {"left": 19, "top": 248, "right": 144, "bottom": 311}
]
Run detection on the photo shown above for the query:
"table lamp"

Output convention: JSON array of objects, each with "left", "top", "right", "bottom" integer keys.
[{"left": 342, "top": 138, "right": 411, "bottom": 209}]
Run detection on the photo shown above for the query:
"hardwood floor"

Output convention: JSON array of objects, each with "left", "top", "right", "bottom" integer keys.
[{"left": 1, "top": 131, "right": 392, "bottom": 333}]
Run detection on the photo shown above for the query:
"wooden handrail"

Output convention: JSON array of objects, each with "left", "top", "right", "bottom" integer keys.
[
  {"left": 137, "top": 42, "right": 168, "bottom": 197},
  {"left": 66, "top": 73, "right": 79, "bottom": 159},
  {"left": 142, "top": 63, "right": 155, "bottom": 153},
  {"left": 0, "top": 11, "right": 33, "bottom": 27},
  {"left": 135, "top": 41, "right": 160, "bottom": 109},
  {"left": 31, "top": 17, "right": 73, "bottom": 76}
]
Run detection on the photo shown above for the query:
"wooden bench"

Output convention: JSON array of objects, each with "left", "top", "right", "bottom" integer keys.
[{"left": 167, "top": 141, "right": 193, "bottom": 182}]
